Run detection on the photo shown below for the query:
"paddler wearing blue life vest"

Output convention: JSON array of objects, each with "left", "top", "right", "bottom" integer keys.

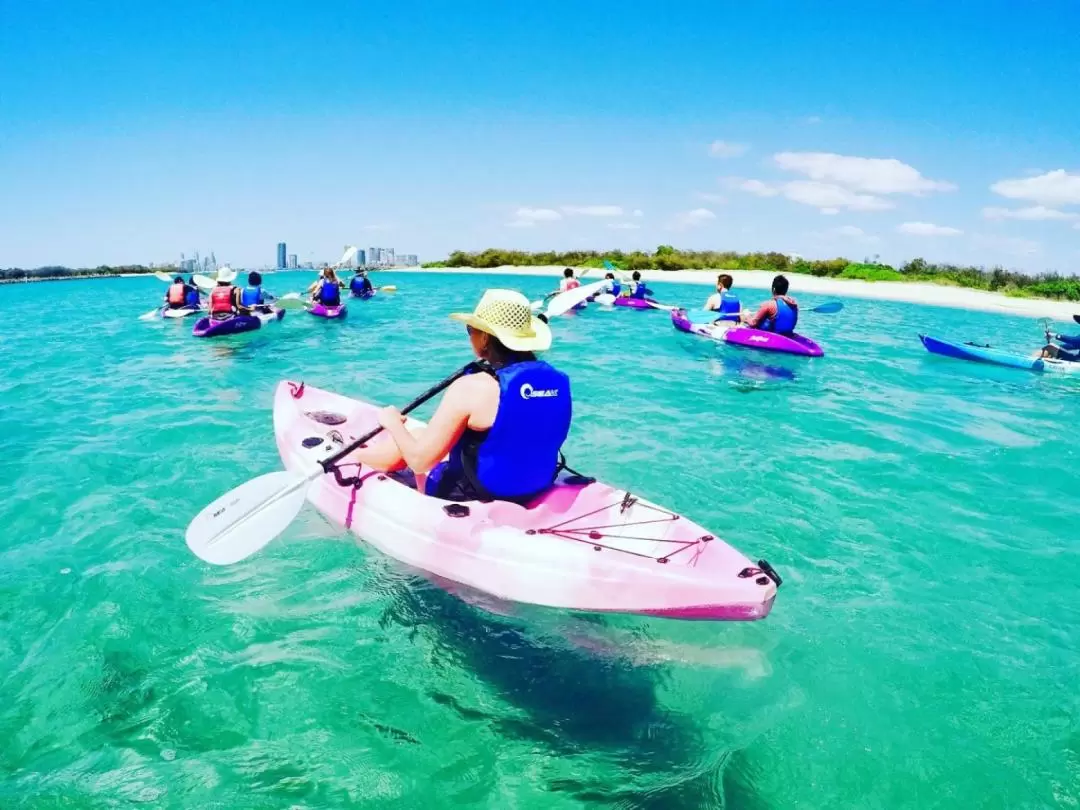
[
  {"left": 307, "top": 268, "right": 343, "bottom": 306},
  {"left": 238, "top": 271, "right": 275, "bottom": 313},
  {"left": 602, "top": 271, "right": 621, "bottom": 297},
  {"left": 704, "top": 274, "right": 741, "bottom": 321},
  {"left": 627, "top": 271, "right": 653, "bottom": 300},
  {"left": 346, "top": 289, "right": 572, "bottom": 504},
  {"left": 349, "top": 269, "right": 374, "bottom": 298},
  {"left": 184, "top": 276, "right": 201, "bottom": 309},
  {"left": 744, "top": 274, "right": 798, "bottom": 334}
]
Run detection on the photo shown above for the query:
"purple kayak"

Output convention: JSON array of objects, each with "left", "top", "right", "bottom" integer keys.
[
  {"left": 192, "top": 308, "right": 285, "bottom": 338},
  {"left": 671, "top": 309, "right": 823, "bottom": 357},
  {"left": 309, "top": 303, "right": 347, "bottom": 319},
  {"left": 614, "top": 297, "right": 653, "bottom": 309}
]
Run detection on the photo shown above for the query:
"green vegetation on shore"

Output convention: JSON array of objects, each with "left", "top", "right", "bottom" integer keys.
[
  {"left": 424, "top": 247, "right": 1080, "bottom": 301},
  {"left": 0, "top": 265, "right": 174, "bottom": 283}
]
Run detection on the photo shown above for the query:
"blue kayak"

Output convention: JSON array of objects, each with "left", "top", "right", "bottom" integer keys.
[
  {"left": 919, "top": 334, "right": 1079, "bottom": 374},
  {"left": 1056, "top": 333, "right": 1080, "bottom": 350}
]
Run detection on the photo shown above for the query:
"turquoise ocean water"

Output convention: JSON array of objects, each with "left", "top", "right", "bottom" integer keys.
[{"left": 1, "top": 271, "right": 1077, "bottom": 808}]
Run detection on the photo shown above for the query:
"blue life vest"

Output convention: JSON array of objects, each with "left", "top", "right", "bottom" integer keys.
[
  {"left": 760, "top": 298, "right": 798, "bottom": 334},
  {"left": 318, "top": 280, "right": 341, "bottom": 306},
  {"left": 350, "top": 276, "right": 373, "bottom": 297},
  {"left": 184, "top": 287, "right": 200, "bottom": 308},
  {"left": 631, "top": 282, "right": 651, "bottom": 299},
  {"left": 609, "top": 282, "right": 621, "bottom": 296},
  {"left": 718, "top": 291, "right": 741, "bottom": 321},
  {"left": 239, "top": 285, "right": 264, "bottom": 307},
  {"left": 433, "top": 361, "right": 572, "bottom": 501}
]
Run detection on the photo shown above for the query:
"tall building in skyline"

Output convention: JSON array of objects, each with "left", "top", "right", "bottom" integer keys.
[
  {"left": 276, "top": 242, "right": 287, "bottom": 269},
  {"left": 368, "top": 246, "right": 380, "bottom": 266},
  {"left": 356, "top": 248, "right": 366, "bottom": 267},
  {"left": 287, "top": 254, "right": 298, "bottom": 269}
]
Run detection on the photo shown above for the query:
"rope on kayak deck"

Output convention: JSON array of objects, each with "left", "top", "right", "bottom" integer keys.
[{"left": 528, "top": 499, "right": 709, "bottom": 564}]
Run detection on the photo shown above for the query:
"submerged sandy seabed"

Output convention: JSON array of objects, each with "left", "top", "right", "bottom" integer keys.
[{"left": 409, "top": 266, "right": 1079, "bottom": 321}]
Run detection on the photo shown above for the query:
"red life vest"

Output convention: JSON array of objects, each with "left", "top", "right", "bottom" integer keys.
[
  {"left": 167, "top": 283, "right": 186, "bottom": 305},
  {"left": 210, "top": 285, "right": 234, "bottom": 315}
]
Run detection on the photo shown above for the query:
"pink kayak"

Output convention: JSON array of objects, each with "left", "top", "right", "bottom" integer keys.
[
  {"left": 614, "top": 297, "right": 653, "bottom": 309},
  {"left": 274, "top": 381, "right": 780, "bottom": 621},
  {"left": 671, "top": 309, "right": 823, "bottom": 357},
  {"left": 309, "top": 303, "right": 347, "bottom": 319}
]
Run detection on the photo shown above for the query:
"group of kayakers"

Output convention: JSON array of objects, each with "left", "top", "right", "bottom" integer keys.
[
  {"left": 703, "top": 273, "right": 800, "bottom": 334},
  {"left": 306, "top": 267, "right": 375, "bottom": 306}
]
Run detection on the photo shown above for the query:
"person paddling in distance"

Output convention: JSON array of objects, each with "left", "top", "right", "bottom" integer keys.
[
  {"left": 558, "top": 267, "right": 581, "bottom": 293},
  {"left": 742, "top": 274, "right": 799, "bottom": 334},
  {"left": 238, "top": 271, "right": 275, "bottom": 314},
  {"left": 308, "top": 268, "right": 343, "bottom": 307},
  {"left": 349, "top": 269, "right": 375, "bottom": 298},
  {"left": 704, "top": 274, "right": 741, "bottom": 321},
  {"left": 624, "top": 271, "right": 653, "bottom": 300},
  {"left": 184, "top": 275, "right": 201, "bottom": 309},
  {"left": 207, "top": 268, "right": 240, "bottom": 320},
  {"left": 344, "top": 289, "right": 573, "bottom": 503},
  {"left": 164, "top": 276, "right": 189, "bottom": 310}
]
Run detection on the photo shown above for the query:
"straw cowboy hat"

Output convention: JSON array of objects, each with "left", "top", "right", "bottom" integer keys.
[
  {"left": 215, "top": 267, "right": 237, "bottom": 284},
  {"left": 450, "top": 289, "right": 552, "bottom": 352}
]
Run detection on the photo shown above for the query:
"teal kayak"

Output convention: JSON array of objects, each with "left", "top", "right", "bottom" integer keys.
[{"left": 919, "top": 334, "right": 1080, "bottom": 374}]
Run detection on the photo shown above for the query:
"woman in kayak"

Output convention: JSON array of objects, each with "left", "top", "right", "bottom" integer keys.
[
  {"left": 602, "top": 271, "right": 621, "bottom": 297},
  {"left": 349, "top": 270, "right": 375, "bottom": 298},
  {"left": 238, "top": 271, "right": 274, "bottom": 313},
  {"left": 207, "top": 268, "right": 239, "bottom": 320},
  {"left": 743, "top": 274, "right": 798, "bottom": 334},
  {"left": 164, "top": 276, "right": 188, "bottom": 310},
  {"left": 347, "top": 289, "right": 572, "bottom": 503},
  {"left": 704, "top": 274, "right": 741, "bottom": 321},
  {"left": 308, "top": 268, "right": 343, "bottom": 307}
]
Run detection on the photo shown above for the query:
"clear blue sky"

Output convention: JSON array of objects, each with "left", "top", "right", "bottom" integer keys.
[{"left": 2, "top": 0, "right": 1078, "bottom": 271}]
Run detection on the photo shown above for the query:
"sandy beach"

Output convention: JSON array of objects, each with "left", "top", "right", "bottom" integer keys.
[{"left": 413, "top": 266, "right": 1080, "bottom": 321}]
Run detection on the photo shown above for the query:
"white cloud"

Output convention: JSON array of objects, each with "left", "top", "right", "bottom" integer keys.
[
  {"left": 833, "top": 225, "right": 869, "bottom": 237},
  {"left": 724, "top": 177, "right": 779, "bottom": 197},
  {"left": 708, "top": 140, "right": 749, "bottom": 158},
  {"left": 507, "top": 207, "right": 562, "bottom": 227},
  {"left": 982, "top": 205, "right": 1080, "bottom": 222},
  {"left": 668, "top": 208, "right": 716, "bottom": 230},
  {"left": 608, "top": 222, "right": 641, "bottom": 230},
  {"left": 782, "top": 181, "right": 892, "bottom": 213},
  {"left": 897, "top": 221, "right": 963, "bottom": 236},
  {"left": 774, "top": 151, "right": 955, "bottom": 195},
  {"left": 695, "top": 192, "right": 727, "bottom": 204},
  {"left": 990, "top": 170, "right": 1080, "bottom": 206},
  {"left": 561, "top": 205, "right": 623, "bottom": 217},
  {"left": 632, "top": 209, "right": 644, "bottom": 217}
]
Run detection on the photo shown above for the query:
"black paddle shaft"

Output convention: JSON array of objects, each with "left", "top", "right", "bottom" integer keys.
[{"left": 319, "top": 362, "right": 482, "bottom": 473}]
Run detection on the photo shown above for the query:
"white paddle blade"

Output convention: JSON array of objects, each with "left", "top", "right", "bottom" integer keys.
[
  {"left": 337, "top": 246, "right": 358, "bottom": 266},
  {"left": 379, "top": 285, "right": 397, "bottom": 292},
  {"left": 162, "top": 307, "right": 196, "bottom": 319},
  {"left": 546, "top": 280, "right": 608, "bottom": 318},
  {"left": 186, "top": 471, "right": 313, "bottom": 565},
  {"left": 275, "top": 293, "right": 310, "bottom": 311},
  {"left": 139, "top": 308, "right": 161, "bottom": 321},
  {"left": 193, "top": 274, "right": 216, "bottom": 291},
  {"left": 155, "top": 271, "right": 174, "bottom": 283}
]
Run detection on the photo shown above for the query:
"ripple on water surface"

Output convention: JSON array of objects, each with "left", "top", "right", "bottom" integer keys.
[{"left": 0, "top": 273, "right": 1078, "bottom": 808}]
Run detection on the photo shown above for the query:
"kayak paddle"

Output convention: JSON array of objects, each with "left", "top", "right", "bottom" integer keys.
[
  {"left": 154, "top": 271, "right": 175, "bottom": 283},
  {"left": 810, "top": 301, "right": 844, "bottom": 314},
  {"left": 186, "top": 363, "right": 479, "bottom": 565},
  {"left": 546, "top": 280, "right": 608, "bottom": 318},
  {"left": 1074, "top": 315, "right": 1080, "bottom": 325},
  {"left": 379, "top": 285, "right": 397, "bottom": 293},
  {"left": 275, "top": 293, "right": 313, "bottom": 311},
  {"left": 138, "top": 307, "right": 162, "bottom": 321}
]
